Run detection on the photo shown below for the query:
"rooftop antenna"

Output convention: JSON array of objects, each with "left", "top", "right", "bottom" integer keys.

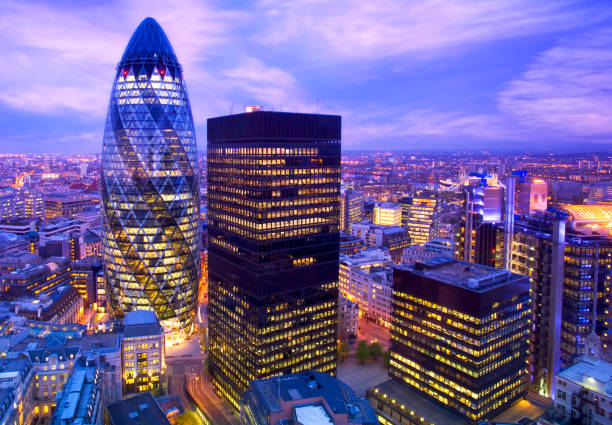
[
  {"left": 230, "top": 102, "right": 234, "bottom": 115},
  {"left": 316, "top": 98, "right": 320, "bottom": 114}
]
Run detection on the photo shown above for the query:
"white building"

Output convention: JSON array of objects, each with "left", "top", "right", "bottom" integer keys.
[
  {"left": 350, "top": 222, "right": 410, "bottom": 263},
  {"left": 401, "top": 238, "right": 455, "bottom": 265},
  {"left": 554, "top": 336, "right": 612, "bottom": 425},
  {"left": 401, "top": 245, "right": 436, "bottom": 265},
  {"left": 338, "top": 295, "right": 358, "bottom": 341},
  {"left": 339, "top": 249, "right": 393, "bottom": 327}
]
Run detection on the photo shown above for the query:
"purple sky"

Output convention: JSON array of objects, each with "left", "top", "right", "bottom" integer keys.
[{"left": 1, "top": 0, "right": 612, "bottom": 153}]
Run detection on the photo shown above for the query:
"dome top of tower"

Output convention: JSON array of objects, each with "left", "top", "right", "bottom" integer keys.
[{"left": 120, "top": 17, "right": 179, "bottom": 66}]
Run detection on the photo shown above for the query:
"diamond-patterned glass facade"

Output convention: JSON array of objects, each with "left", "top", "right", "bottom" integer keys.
[{"left": 101, "top": 18, "right": 200, "bottom": 335}]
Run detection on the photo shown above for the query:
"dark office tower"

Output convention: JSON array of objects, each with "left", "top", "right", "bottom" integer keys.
[
  {"left": 101, "top": 18, "right": 201, "bottom": 336},
  {"left": 207, "top": 111, "right": 341, "bottom": 408},
  {"left": 391, "top": 258, "right": 530, "bottom": 423}
]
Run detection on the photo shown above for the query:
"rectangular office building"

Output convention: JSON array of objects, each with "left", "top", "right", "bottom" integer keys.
[
  {"left": 390, "top": 258, "right": 530, "bottom": 423},
  {"left": 207, "top": 110, "right": 341, "bottom": 408}
]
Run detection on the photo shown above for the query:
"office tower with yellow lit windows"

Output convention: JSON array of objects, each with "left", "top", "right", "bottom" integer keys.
[
  {"left": 207, "top": 110, "right": 341, "bottom": 408},
  {"left": 340, "top": 188, "right": 364, "bottom": 232},
  {"left": 399, "top": 193, "right": 439, "bottom": 245},
  {"left": 390, "top": 258, "right": 530, "bottom": 423},
  {"left": 373, "top": 202, "right": 401, "bottom": 226}
]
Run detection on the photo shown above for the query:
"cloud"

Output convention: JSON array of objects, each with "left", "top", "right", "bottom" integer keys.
[
  {"left": 340, "top": 108, "right": 523, "bottom": 149},
  {"left": 499, "top": 28, "right": 612, "bottom": 137},
  {"left": 340, "top": 27, "right": 612, "bottom": 149},
  {"left": 255, "top": 0, "right": 610, "bottom": 61},
  {"left": 221, "top": 58, "right": 314, "bottom": 112},
  {"left": 0, "top": 0, "right": 245, "bottom": 118},
  {"left": 1, "top": 0, "right": 611, "bottom": 152}
]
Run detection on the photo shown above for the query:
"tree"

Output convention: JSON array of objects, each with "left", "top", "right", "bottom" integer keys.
[
  {"left": 200, "top": 329, "right": 207, "bottom": 352},
  {"left": 369, "top": 341, "right": 384, "bottom": 359},
  {"left": 151, "top": 386, "right": 165, "bottom": 397},
  {"left": 175, "top": 411, "right": 201, "bottom": 425},
  {"left": 356, "top": 340, "right": 369, "bottom": 363},
  {"left": 383, "top": 350, "right": 391, "bottom": 367},
  {"left": 338, "top": 341, "right": 350, "bottom": 361},
  {"left": 203, "top": 356, "right": 211, "bottom": 376}
]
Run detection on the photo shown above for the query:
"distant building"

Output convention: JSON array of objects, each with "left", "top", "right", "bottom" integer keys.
[
  {"left": 351, "top": 222, "right": 410, "bottom": 263},
  {"left": 1, "top": 256, "right": 72, "bottom": 298},
  {"left": 0, "top": 230, "right": 31, "bottom": 255},
  {"left": 373, "top": 202, "right": 401, "bottom": 226},
  {"left": 0, "top": 252, "right": 42, "bottom": 273},
  {"left": 27, "top": 341, "right": 82, "bottom": 417},
  {"left": 549, "top": 181, "right": 583, "bottom": 205},
  {"left": 95, "top": 272, "right": 106, "bottom": 314},
  {"left": 400, "top": 245, "right": 436, "bottom": 265},
  {"left": 399, "top": 194, "right": 439, "bottom": 245},
  {"left": 0, "top": 355, "right": 36, "bottom": 425},
  {"left": 240, "top": 371, "right": 379, "bottom": 425},
  {"left": 339, "top": 232, "right": 366, "bottom": 256},
  {"left": 50, "top": 357, "right": 103, "bottom": 425},
  {"left": 11, "top": 285, "right": 83, "bottom": 323},
  {"left": 503, "top": 213, "right": 612, "bottom": 397},
  {"left": 553, "top": 339, "right": 612, "bottom": 425},
  {"left": 457, "top": 183, "right": 505, "bottom": 266},
  {"left": 338, "top": 294, "right": 358, "bottom": 342},
  {"left": 22, "top": 189, "right": 44, "bottom": 219},
  {"left": 388, "top": 258, "right": 530, "bottom": 423},
  {"left": 424, "top": 238, "right": 455, "bottom": 257},
  {"left": 587, "top": 181, "right": 612, "bottom": 203},
  {"left": 339, "top": 249, "right": 393, "bottom": 327},
  {"left": 0, "top": 187, "right": 25, "bottom": 221},
  {"left": 105, "top": 393, "right": 171, "bottom": 425},
  {"left": 120, "top": 311, "right": 165, "bottom": 395},
  {"left": 70, "top": 255, "right": 103, "bottom": 306},
  {"left": 562, "top": 203, "right": 612, "bottom": 237},
  {"left": 401, "top": 238, "right": 454, "bottom": 265},
  {"left": 39, "top": 218, "right": 86, "bottom": 246},
  {"left": 516, "top": 180, "right": 547, "bottom": 215},
  {"left": 44, "top": 192, "right": 94, "bottom": 221},
  {"left": 75, "top": 205, "right": 101, "bottom": 227},
  {"left": 81, "top": 230, "right": 101, "bottom": 257},
  {"left": 341, "top": 188, "right": 364, "bottom": 232},
  {"left": 0, "top": 217, "right": 38, "bottom": 235}
]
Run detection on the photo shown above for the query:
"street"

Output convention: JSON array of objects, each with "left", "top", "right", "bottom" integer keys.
[
  {"left": 164, "top": 304, "right": 239, "bottom": 425},
  {"left": 356, "top": 316, "right": 390, "bottom": 350},
  {"left": 186, "top": 370, "right": 240, "bottom": 425},
  {"left": 167, "top": 357, "right": 201, "bottom": 410}
]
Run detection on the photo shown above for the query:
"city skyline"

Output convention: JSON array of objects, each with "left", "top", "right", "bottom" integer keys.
[
  {"left": 0, "top": 3, "right": 611, "bottom": 425},
  {"left": 1, "top": 0, "right": 612, "bottom": 153}
]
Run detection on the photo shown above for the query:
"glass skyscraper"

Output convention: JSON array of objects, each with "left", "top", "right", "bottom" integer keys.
[
  {"left": 101, "top": 18, "right": 200, "bottom": 337},
  {"left": 207, "top": 111, "right": 341, "bottom": 408}
]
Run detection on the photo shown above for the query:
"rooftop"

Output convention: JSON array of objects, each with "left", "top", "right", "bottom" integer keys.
[
  {"left": 106, "top": 392, "right": 171, "bottom": 425},
  {"left": 557, "top": 357, "right": 612, "bottom": 396},
  {"left": 369, "top": 379, "right": 470, "bottom": 425},
  {"left": 123, "top": 310, "right": 162, "bottom": 338},
  {"left": 294, "top": 403, "right": 334, "bottom": 425},
  {"left": 245, "top": 371, "right": 378, "bottom": 425},
  {"left": 397, "top": 257, "right": 524, "bottom": 292},
  {"left": 51, "top": 360, "right": 99, "bottom": 425},
  {"left": 124, "top": 310, "right": 158, "bottom": 326}
]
